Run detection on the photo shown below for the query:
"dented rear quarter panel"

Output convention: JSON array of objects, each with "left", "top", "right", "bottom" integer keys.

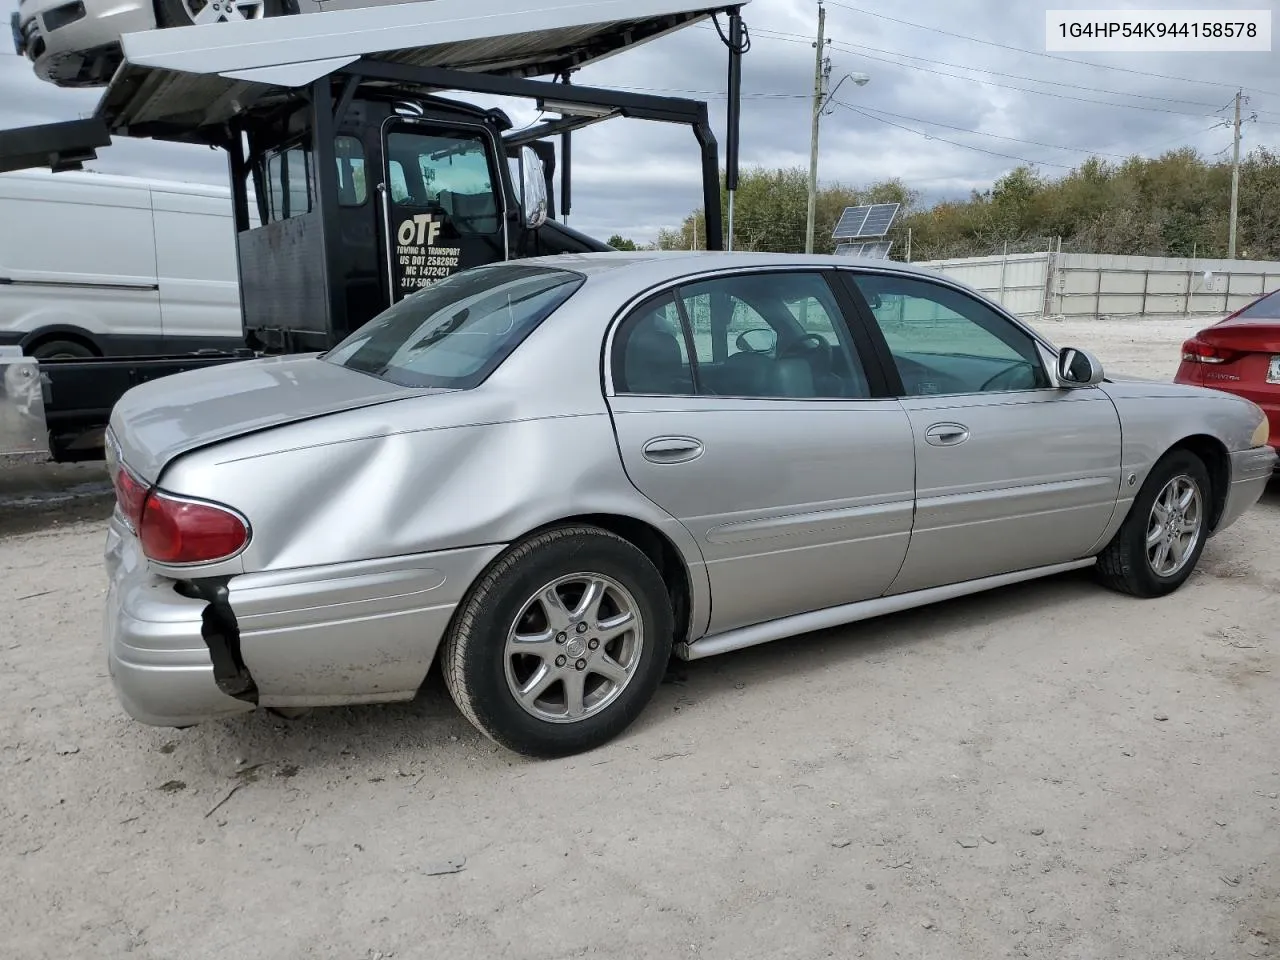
[{"left": 153, "top": 270, "right": 717, "bottom": 639}]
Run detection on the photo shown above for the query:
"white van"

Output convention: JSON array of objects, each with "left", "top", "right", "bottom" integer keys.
[{"left": 0, "top": 168, "right": 243, "bottom": 359}]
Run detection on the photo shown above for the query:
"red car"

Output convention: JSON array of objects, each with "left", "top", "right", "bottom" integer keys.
[{"left": 1176, "top": 288, "right": 1280, "bottom": 451}]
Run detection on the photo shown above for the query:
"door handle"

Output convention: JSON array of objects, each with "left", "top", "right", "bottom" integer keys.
[
  {"left": 642, "top": 436, "right": 704, "bottom": 463},
  {"left": 924, "top": 422, "right": 970, "bottom": 446}
]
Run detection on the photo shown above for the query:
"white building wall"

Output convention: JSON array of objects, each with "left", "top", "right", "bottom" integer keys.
[{"left": 913, "top": 248, "right": 1280, "bottom": 321}]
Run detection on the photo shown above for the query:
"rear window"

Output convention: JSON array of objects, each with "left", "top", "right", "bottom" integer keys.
[
  {"left": 322, "top": 263, "right": 585, "bottom": 388},
  {"left": 1236, "top": 288, "right": 1280, "bottom": 321}
]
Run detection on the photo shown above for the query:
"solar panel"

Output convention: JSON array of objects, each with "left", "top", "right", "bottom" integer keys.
[
  {"left": 833, "top": 240, "right": 894, "bottom": 259},
  {"left": 831, "top": 202, "right": 901, "bottom": 240}
]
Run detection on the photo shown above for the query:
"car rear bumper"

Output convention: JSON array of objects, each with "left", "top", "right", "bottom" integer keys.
[
  {"left": 105, "top": 516, "right": 255, "bottom": 726},
  {"left": 104, "top": 511, "right": 504, "bottom": 727},
  {"left": 1216, "top": 445, "right": 1278, "bottom": 534}
]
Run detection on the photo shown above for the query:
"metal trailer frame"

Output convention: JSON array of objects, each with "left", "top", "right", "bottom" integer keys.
[{"left": 0, "top": 0, "right": 750, "bottom": 459}]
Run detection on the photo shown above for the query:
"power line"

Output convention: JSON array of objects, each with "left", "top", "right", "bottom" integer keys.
[
  {"left": 823, "top": 1, "right": 1280, "bottom": 100},
  {"left": 832, "top": 100, "right": 1072, "bottom": 168},
  {"left": 744, "top": 24, "right": 1272, "bottom": 113},
  {"left": 826, "top": 43, "right": 1240, "bottom": 120},
  {"left": 704, "top": 22, "right": 1280, "bottom": 122},
  {"left": 849, "top": 104, "right": 1133, "bottom": 159},
  {"left": 833, "top": 41, "right": 1271, "bottom": 113}
]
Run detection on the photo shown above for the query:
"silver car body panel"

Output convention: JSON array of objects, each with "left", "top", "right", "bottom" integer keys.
[
  {"left": 104, "top": 512, "right": 255, "bottom": 725},
  {"left": 609, "top": 395, "right": 914, "bottom": 634},
  {"left": 886, "top": 387, "right": 1123, "bottom": 594},
  {"left": 108, "top": 352, "right": 439, "bottom": 483},
  {"left": 230, "top": 542, "right": 504, "bottom": 705},
  {"left": 99, "top": 251, "right": 1276, "bottom": 728}
]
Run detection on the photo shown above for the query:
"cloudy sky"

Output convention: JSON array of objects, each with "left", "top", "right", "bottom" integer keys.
[{"left": 2, "top": 0, "right": 1277, "bottom": 242}]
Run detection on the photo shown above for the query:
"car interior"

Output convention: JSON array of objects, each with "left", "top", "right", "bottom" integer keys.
[{"left": 617, "top": 276, "right": 871, "bottom": 399}]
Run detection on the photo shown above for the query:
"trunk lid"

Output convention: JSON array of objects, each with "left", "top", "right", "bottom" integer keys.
[
  {"left": 1199, "top": 318, "right": 1280, "bottom": 355},
  {"left": 108, "top": 354, "right": 442, "bottom": 482}
]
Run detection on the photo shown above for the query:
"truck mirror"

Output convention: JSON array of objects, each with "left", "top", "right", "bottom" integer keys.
[{"left": 520, "top": 146, "right": 548, "bottom": 229}]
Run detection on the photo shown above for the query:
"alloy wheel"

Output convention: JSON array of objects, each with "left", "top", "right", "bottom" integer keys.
[
  {"left": 1145, "top": 474, "right": 1204, "bottom": 577},
  {"left": 181, "top": 0, "right": 266, "bottom": 25},
  {"left": 504, "top": 573, "right": 644, "bottom": 723}
]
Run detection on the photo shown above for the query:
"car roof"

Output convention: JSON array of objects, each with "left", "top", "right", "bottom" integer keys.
[{"left": 527, "top": 250, "right": 950, "bottom": 288}]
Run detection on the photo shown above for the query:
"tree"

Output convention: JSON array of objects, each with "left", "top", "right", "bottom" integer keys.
[
  {"left": 658, "top": 148, "right": 1280, "bottom": 261},
  {"left": 607, "top": 234, "right": 639, "bottom": 250},
  {"left": 654, "top": 166, "right": 917, "bottom": 254}
]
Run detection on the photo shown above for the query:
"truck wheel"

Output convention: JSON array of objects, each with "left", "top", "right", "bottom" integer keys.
[
  {"left": 29, "top": 339, "right": 96, "bottom": 360},
  {"left": 441, "top": 525, "right": 674, "bottom": 758},
  {"left": 155, "top": 0, "right": 282, "bottom": 28},
  {"left": 1095, "top": 449, "right": 1211, "bottom": 598}
]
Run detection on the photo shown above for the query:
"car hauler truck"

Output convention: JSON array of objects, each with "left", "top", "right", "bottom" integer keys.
[{"left": 0, "top": 0, "right": 750, "bottom": 460}]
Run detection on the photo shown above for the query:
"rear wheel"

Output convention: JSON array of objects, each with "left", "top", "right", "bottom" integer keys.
[
  {"left": 28, "top": 339, "right": 96, "bottom": 360},
  {"left": 441, "top": 525, "right": 673, "bottom": 758},
  {"left": 155, "top": 0, "right": 282, "bottom": 28},
  {"left": 1095, "top": 449, "right": 1211, "bottom": 598}
]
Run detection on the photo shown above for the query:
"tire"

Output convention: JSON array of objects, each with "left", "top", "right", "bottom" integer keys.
[
  {"left": 1095, "top": 449, "right": 1212, "bottom": 598},
  {"left": 441, "top": 525, "right": 674, "bottom": 758},
  {"left": 155, "top": 0, "right": 281, "bottom": 29},
  {"left": 28, "top": 339, "right": 96, "bottom": 360}
]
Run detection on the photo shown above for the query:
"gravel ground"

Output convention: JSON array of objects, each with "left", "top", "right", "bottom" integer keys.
[{"left": 2, "top": 315, "right": 1278, "bottom": 960}]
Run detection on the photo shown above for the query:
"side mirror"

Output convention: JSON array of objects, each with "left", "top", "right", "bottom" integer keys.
[
  {"left": 1056, "top": 346, "right": 1104, "bottom": 387},
  {"left": 736, "top": 328, "right": 777, "bottom": 354},
  {"left": 519, "top": 146, "right": 548, "bottom": 229}
]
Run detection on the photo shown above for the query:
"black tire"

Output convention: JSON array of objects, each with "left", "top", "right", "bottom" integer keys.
[
  {"left": 1095, "top": 449, "right": 1212, "bottom": 598},
  {"left": 28, "top": 339, "right": 95, "bottom": 360},
  {"left": 441, "top": 525, "right": 674, "bottom": 758}
]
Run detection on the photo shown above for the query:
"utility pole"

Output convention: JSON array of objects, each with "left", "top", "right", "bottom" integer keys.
[
  {"left": 805, "top": 2, "right": 828, "bottom": 255},
  {"left": 1228, "top": 87, "right": 1242, "bottom": 260}
]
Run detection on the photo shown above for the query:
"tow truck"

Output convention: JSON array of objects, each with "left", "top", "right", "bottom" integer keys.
[{"left": 0, "top": 0, "right": 749, "bottom": 461}]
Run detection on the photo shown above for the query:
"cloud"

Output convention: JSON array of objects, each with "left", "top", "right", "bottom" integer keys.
[{"left": 2, "top": 0, "right": 1276, "bottom": 243}]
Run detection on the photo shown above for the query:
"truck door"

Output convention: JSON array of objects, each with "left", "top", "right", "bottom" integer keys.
[{"left": 378, "top": 118, "right": 508, "bottom": 302}]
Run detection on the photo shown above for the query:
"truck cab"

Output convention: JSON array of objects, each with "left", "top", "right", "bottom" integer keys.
[
  {"left": 240, "top": 87, "right": 608, "bottom": 353},
  {"left": 0, "top": 0, "right": 745, "bottom": 460}
]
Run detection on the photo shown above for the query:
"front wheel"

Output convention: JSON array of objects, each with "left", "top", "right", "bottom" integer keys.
[
  {"left": 440, "top": 525, "right": 674, "bottom": 758},
  {"left": 1095, "top": 449, "right": 1212, "bottom": 598},
  {"left": 155, "top": 0, "right": 284, "bottom": 28}
]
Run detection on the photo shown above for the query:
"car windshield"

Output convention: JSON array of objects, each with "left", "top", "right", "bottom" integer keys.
[
  {"left": 322, "top": 263, "right": 585, "bottom": 388},
  {"left": 1235, "top": 288, "right": 1280, "bottom": 321}
]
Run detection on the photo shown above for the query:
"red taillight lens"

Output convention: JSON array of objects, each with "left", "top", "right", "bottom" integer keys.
[
  {"left": 139, "top": 492, "right": 249, "bottom": 565},
  {"left": 1180, "top": 337, "right": 1241, "bottom": 364},
  {"left": 113, "top": 465, "right": 149, "bottom": 531}
]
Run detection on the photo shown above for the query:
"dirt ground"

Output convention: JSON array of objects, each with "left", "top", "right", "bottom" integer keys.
[{"left": 3, "top": 316, "right": 1278, "bottom": 960}]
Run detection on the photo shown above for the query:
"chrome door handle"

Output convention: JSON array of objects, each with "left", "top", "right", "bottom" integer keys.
[
  {"left": 924, "top": 422, "right": 970, "bottom": 446},
  {"left": 642, "top": 436, "right": 704, "bottom": 463}
]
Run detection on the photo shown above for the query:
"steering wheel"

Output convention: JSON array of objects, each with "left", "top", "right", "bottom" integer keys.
[
  {"left": 978, "top": 361, "right": 1035, "bottom": 392},
  {"left": 776, "top": 332, "right": 828, "bottom": 359}
]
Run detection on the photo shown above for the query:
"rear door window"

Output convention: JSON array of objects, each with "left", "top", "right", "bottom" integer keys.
[{"left": 1235, "top": 288, "right": 1280, "bottom": 320}]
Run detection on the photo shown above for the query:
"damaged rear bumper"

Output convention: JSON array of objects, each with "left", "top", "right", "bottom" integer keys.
[
  {"left": 103, "top": 511, "right": 505, "bottom": 727},
  {"left": 104, "top": 518, "right": 254, "bottom": 726}
]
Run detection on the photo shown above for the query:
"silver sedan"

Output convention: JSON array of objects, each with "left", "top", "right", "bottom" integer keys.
[{"left": 102, "top": 252, "right": 1277, "bottom": 757}]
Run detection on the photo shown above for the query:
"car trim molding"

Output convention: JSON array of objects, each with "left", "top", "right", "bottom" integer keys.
[{"left": 676, "top": 557, "right": 1096, "bottom": 660}]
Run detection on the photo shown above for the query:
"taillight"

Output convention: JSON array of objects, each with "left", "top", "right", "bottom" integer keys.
[
  {"left": 112, "top": 464, "right": 149, "bottom": 532},
  {"left": 1180, "top": 337, "right": 1241, "bottom": 364},
  {"left": 139, "top": 492, "right": 249, "bottom": 565}
]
